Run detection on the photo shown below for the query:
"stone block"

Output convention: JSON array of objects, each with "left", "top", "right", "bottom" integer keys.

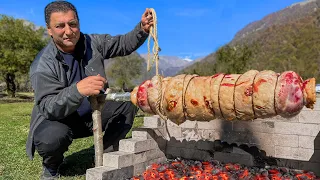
[
  {"left": 182, "top": 128, "right": 201, "bottom": 141},
  {"left": 273, "top": 134, "right": 298, "bottom": 147},
  {"left": 214, "top": 151, "right": 254, "bottom": 167},
  {"left": 119, "top": 138, "right": 158, "bottom": 153},
  {"left": 143, "top": 115, "right": 165, "bottom": 128},
  {"left": 165, "top": 125, "right": 182, "bottom": 138},
  {"left": 274, "top": 122, "right": 319, "bottom": 136},
  {"left": 299, "top": 136, "right": 316, "bottom": 149},
  {"left": 198, "top": 130, "right": 221, "bottom": 141},
  {"left": 196, "top": 140, "right": 214, "bottom": 151},
  {"left": 133, "top": 149, "right": 166, "bottom": 165},
  {"left": 219, "top": 131, "right": 251, "bottom": 144},
  {"left": 299, "top": 110, "right": 320, "bottom": 124},
  {"left": 232, "top": 120, "right": 275, "bottom": 133},
  {"left": 86, "top": 166, "right": 116, "bottom": 180},
  {"left": 166, "top": 146, "right": 181, "bottom": 159},
  {"left": 179, "top": 120, "right": 198, "bottom": 128},
  {"left": 197, "top": 120, "right": 226, "bottom": 130},
  {"left": 255, "top": 144, "right": 275, "bottom": 157},
  {"left": 181, "top": 148, "right": 212, "bottom": 161},
  {"left": 103, "top": 151, "right": 134, "bottom": 168},
  {"left": 275, "top": 146, "right": 294, "bottom": 159},
  {"left": 86, "top": 166, "right": 133, "bottom": 180}
]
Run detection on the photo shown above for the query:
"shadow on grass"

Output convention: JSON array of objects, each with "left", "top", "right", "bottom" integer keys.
[{"left": 59, "top": 145, "right": 95, "bottom": 176}]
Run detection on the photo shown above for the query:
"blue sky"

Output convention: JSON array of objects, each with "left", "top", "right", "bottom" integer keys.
[{"left": 0, "top": 0, "right": 302, "bottom": 60}]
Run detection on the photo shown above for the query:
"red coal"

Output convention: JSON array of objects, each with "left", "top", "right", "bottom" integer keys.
[{"left": 130, "top": 159, "right": 320, "bottom": 180}]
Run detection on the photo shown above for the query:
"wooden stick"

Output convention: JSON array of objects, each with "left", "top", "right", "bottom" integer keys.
[{"left": 89, "top": 95, "right": 104, "bottom": 167}]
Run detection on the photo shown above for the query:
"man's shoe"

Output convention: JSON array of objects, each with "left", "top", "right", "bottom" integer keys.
[{"left": 40, "top": 167, "right": 60, "bottom": 180}]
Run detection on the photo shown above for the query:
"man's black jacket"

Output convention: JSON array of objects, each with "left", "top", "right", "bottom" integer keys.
[{"left": 26, "top": 22, "right": 148, "bottom": 159}]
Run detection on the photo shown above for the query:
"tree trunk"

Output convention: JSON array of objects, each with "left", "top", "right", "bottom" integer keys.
[{"left": 5, "top": 73, "right": 16, "bottom": 98}]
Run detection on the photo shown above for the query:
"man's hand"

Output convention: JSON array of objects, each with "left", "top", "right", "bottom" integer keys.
[
  {"left": 76, "top": 74, "right": 107, "bottom": 96},
  {"left": 141, "top": 8, "right": 154, "bottom": 33}
]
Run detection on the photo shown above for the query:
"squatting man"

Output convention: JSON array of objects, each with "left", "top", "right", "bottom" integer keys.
[{"left": 26, "top": 1, "right": 154, "bottom": 179}]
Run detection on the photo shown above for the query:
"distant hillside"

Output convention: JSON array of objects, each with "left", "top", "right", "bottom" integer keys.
[{"left": 180, "top": 0, "right": 320, "bottom": 82}]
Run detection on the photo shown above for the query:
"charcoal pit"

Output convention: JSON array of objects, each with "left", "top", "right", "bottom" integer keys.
[{"left": 86, "top": 98, "right": 320, "bottom": 180}]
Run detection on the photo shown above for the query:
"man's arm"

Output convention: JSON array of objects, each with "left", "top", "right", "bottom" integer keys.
[
  {"left": 31, "top": 65, "right": 85, "bottom": 120},
  {"left": 92, "top": 22, "right": 149, "bottom": 59}
]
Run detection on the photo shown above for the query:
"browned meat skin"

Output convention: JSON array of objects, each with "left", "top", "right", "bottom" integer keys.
[{"left": 131, "top": 70, "right": 316, "bottom": 125}]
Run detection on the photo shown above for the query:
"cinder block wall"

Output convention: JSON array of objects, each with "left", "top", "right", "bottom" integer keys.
[{"left": 145, "top": 98, "right": 320, "bottom": 175}]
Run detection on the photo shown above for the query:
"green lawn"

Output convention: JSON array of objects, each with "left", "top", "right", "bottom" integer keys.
[{"left": 0, "top": 102, "right": 144, "bottom": 180}]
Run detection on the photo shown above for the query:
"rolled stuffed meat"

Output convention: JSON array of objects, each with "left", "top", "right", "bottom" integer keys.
[{"left": 130, "top": 70, "right": 316, "bottom": 125}]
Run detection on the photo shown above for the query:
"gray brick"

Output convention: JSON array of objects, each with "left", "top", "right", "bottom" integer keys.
[
  {"left": 197, "top": 120, "right": 226, "bottom": 130},
  {"left": 275, "top": 146, "right": 294, "bottom": 159},
  {"left": 179, "top": 120, "right": 198, "bottom": 128},
  {"left": 274, "top": 122, "right": 319, "bottom": 136},
  {"left": 119, "top": 139, "right": 158, "bottom": 153},
  {"left": 180, "top": 148, "right": 212, "bottom": 161},
  {"left": 232, "top": 120, "right": 275, "bottom": 133},
  {"left": 198, "top": 130, "right": 221, "bottom": 140},
  {"left": 299, "top": 162, "right": 320, "bottom": 176},
  {"left": 133, "top": 149, "right": 166, "bottom": 164},
  {"left": 196, "top": 141, "right": 214, "bottom": 151},
  {"left": 86, "top": 166, "right": 117, "bottom": 180},
  {"left": 299, "top": 110, "right": 320, "bottom": 124},
  {"left": 86, "top": 166, "right": 133, "bottom": 180},
  {"left": 182, "top": 128, "right": 201, "bottom": 141},
  {"left": 132, "top": 127, "right": 168, "bottom": 140},
  {"left": 166, "top": 138, "right": 196, "bottom": 149},
  {"left": 165, "top": 125, "right": 182, "bottom": 138},
  {"left": 103, "top": 151, "right": 134, "bottom": 168},
  {"left": 273, "top": 134, "right": 298, "bottom": 147},
  {"left": 255, "top": 144, "right": 275, "bottom": 157},
  {"left": 299, "top": 136, "right": 316, "bottom": 149},
  {"left": 214, "top": 151, "right": 254, "bottom": 166},
  {"left": 166, "top": 146, "right": 181, "bottom": 158},
  {"left": 143, "top": 115, "right": 165, "bottom": 128},
  {"left": 220, "top": 131, "right": 251, "bottom": 144}
]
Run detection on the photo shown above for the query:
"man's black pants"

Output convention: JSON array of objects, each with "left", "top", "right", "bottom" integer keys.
[{"left": 33, "top": 100, "right": 138, "bottom": 171}]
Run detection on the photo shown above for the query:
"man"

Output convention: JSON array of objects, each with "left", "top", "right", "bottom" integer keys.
[{"left": 26, "top": 1, "right": 154, "bottom": 179}]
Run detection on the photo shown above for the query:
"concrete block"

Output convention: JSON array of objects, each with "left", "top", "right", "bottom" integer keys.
[
  {"left": 273, "top": 134, "right": 298, "bottom": 147},
  {"left": 299, "top": 136, "right": 316, "bottom": 149},
  {"left": 179, "top": 120, "right": 198, "bottom": 128},
  {"left": 86, "top": 166, "right": 133, "bottom": 180},
  {"left": 255, "top": 144, "right": 275, "bottom": 157},
  {"left": 232, "top": 120, "right": 275, "bottom": 133},
  {"left": 299, "top": 110, "right": 320, "bottom": 124},
  {"left": 219, "top": 131, "right": 251, "bottom": 144},
  {"left": 133, "top": 149, "right": 166, "bottom": 165},
  {"left": 103, "top": 151, "right": 133, "bottom": 168},
  {"left": 274, "top": 122, "right": 319, "bottom": 136},
  {"left": 166, "top": 146, "right": 181, "bottom": 159},
  {"left": 275, "top": 146, "right": 294, "bottom": 159},
  {"left": 198, "top": 130, "right": 221, "bottom": 141},
  {"left": 86, "top": 166, "right": 116, "bottom": 180},
  {"left": 196, "top": 140, "right": 214, "bottom": 151},
  {"left": 197, "top": 120, "right": 226, "bottom": 130},
  {"left": 119, "top": 138, "right": 158, "bottom": 153},
  {"left": 181, "top": 148, "right": 212, "bottom": 161},
  {"left": 132, "top": 127, "right": 168, "bottom": 140},
  {"left": 143, "top": 115, "right": 165, "bottom": 128},
  {"left": 182, "top": 128, "right": 201, "bottom": 141},
  {"left": 165, "top": 125, "right": 182, "bottom": 138},
  {"left": 299, "top": 162, "right": 320, "bottom": 176},
  {"left": 214, "top": 151, "right": 254, "bottom": 167}
]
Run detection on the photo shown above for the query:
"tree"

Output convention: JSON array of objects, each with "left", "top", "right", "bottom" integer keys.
[
  {"left": 0, "top": 15, "right": 48, "bottom": 97},
  {"left": 106, "top": 54, "right": 144, "bottom": 89}
]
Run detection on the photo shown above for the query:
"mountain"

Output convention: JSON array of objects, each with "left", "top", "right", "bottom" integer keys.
[
  {"left": 180, "top": 0, "right": 320, "bottom": 82},
  {"left": 139, "top": 54, "right": 195, "bottom": 77}
]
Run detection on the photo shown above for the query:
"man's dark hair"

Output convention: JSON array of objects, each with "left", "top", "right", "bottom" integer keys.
[{"left": 45, "top": 1, "right": 79, "bottom": 26}]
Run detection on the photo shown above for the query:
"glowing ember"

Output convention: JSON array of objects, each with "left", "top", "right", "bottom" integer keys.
[{"left": 130, "top": 159, "right": 320, "bottom": 180}]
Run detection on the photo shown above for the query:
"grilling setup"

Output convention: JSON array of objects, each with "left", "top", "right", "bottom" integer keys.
[{"left": 86, "top": 9, "right": 320, "bottom": 180}]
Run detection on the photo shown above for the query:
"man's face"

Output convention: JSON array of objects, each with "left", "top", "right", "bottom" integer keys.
[{"left": 47, "top": 10, "right": 80, "bottom": 53}]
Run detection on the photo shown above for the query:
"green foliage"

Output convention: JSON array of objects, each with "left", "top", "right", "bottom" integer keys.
[
  {"left": 0, "top": 15, "right": 48, "bottom": 96},
  {"left": 180, "top": 9, "right": 320, "bottom": 83},
  {"left": 106, "top": 53, "right": 144, "bottom": 89}
]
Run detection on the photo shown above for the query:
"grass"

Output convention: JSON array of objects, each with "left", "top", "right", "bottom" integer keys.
[{"left": 0, "top": 102, "right": 145, "bottom": 180}]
